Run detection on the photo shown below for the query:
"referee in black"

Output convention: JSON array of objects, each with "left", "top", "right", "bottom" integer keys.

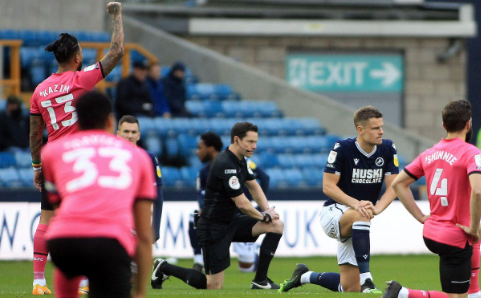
[{"left": 151, "top": 122, "right": 284, "bottom": 290}]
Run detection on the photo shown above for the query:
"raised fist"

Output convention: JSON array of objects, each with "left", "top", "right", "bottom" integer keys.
[{"left": 107, "top": 2, "right": 122, "bottom": 15}]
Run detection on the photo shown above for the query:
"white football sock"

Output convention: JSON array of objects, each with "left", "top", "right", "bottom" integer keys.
[
  {"left": 300, "top": 271, "right": 314, "bottom": 284},
  {"left": 360, "top": 272, "right": 373, "bottom": 285},
  {"left": 33, "top": 278, "right": 46, "bottom": 287}
]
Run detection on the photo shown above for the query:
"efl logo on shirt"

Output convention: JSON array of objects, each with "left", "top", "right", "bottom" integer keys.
[{"left": 229, "top": 176, "right": 240, "bottom": 189}]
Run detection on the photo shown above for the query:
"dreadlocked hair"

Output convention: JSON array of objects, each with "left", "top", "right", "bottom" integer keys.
[{"left": 45, "top": 33, "right": 79, "bottom": 64}]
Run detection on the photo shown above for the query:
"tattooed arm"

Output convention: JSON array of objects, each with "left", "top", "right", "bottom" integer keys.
[
  {"left": 100, "top": 2, "right": 124, "bottom": 77},
  {"left": 30, "top": 115, "right": 45, "bottom": 192}
]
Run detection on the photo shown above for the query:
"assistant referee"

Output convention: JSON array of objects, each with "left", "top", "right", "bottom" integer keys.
[{"left": 151, "top": 122, "right": 284, "bottom": 290}]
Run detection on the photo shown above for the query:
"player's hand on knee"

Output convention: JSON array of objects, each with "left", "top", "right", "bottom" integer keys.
[{"left": 264, "top": 207, "right": 279, "bottom": 221}]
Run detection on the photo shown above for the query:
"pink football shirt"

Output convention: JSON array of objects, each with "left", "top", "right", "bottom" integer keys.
[
  {"left": 30, "top": 63, "right": 104, "bottom": 143},
  {"left": 405, "top": 137, "right": 481, "bottom": 248},
  {"left": 42, "top": 130, "right": 157, "bottom": 256}
]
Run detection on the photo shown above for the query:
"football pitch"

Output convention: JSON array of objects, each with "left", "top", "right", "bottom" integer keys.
[{"left": 0, "top": 254, "right": 443, "bottom": 297}]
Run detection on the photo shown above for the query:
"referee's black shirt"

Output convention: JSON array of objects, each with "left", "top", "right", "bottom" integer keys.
[{"left": 201, "top": 148, "right": 255, "bottom": 223}]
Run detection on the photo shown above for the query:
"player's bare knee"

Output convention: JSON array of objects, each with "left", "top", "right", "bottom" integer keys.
[
  {"left": 265, "top": 219, "right": 284, "bottom": 234},
  {"left": 342, "top": 284, "right": 361, "bottom": 292}
]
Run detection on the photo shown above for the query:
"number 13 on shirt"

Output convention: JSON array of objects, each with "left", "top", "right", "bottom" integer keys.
[{"left": 41, "top": 94, "right": 77, "bottom": 130}]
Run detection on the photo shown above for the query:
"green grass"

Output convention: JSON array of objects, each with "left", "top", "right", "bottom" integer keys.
[{"left": 0, "top": 255, "right": 442, "bottom": 297}]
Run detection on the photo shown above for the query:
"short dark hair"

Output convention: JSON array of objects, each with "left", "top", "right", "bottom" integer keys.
[
  {"left": 200, "top": 131, "right": 223, "bottom": 152},
  {"left": 45, "top": 33, "right": 80, "bottom": 64},
  {"left": 442, "top": 99, "right": 471, "bottom": 133},
  {"left": 230, "top": 122, "right": 258, "bottom": 144},
  {"left": 118, "top": 115, "right": 139, "bottom": 128},
  {"left": 353, "top": 106, "right": 383, "bottom": 128},
  {"left": 76, "top": 91, "right": 112, "bottom": 131}
]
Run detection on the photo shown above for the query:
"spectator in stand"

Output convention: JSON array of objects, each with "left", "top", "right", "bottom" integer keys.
[
  {"left": 162, "top": 61, "right": 192, "bottom": 118},
  {"left": 115, "top": 60, "right": 154, "bottom": 119},
  {"left": 0, "top": 95, "right": 29, "bottom": 151},
  {"left": 147, "top": 62, "right": 171, "bottom": 118}
]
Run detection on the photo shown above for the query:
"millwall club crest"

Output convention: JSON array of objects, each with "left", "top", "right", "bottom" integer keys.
[
  {"left": 354, "top": 158, "right": 359, "bottom": 165},
  {"left": 375, "top": 157, "right": 384, "bottom": 167}
]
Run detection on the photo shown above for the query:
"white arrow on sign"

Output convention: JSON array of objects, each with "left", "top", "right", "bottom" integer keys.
[{"left": 369, "top": 62, "right": 401, "bottom": 86}]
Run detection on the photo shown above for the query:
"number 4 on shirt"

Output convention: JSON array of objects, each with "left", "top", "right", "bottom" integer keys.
[
  {"left": 430, "top": 168, "right": 448, "bottom": 206},
  {"left": 41, "top": 94, "right": 77, "bottom": 130}
]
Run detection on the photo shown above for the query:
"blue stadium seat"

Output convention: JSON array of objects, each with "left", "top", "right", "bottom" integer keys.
[
  {"left": 188, "top": 155, "right": 203, "bottom": 169},
  {"left": 18, "top": 30, "right": 38, "bottom": 46},
  {"left": 277, "top": 154, "right": 296, "bottom": 168},
  {"left": 302, "top": 168, "right": 324, "bottom": 187},
  {"left": 90, "top": 31, "right": 110, "bottom": 42},
  {"left": 0, "top": 99, "right": 6, "bottom": 112},
  {"left": 165, "top": 137, "right": 179, "bottom": 159},
  {"left": 82, "top": 49, "right": 97, "bottom": 65},
  {"left": 18, "top": 168, "right": 35, "bottom": 188},
  {"left": 185, "top": 101, "right": 204, "bottom": 117},
  {"left": 0, "top": 152, "right": 16, "bottom": 168},
  {"left": 137, "top": 117, "right": 156, "bottom": 135},
  {"left": 265, "top": 168, "right": 287, "bottom": 188},
  {"left": 0, "top": 29, "right": 18, "bottom": 40},
  {"left": 180, "top": 167, "right": 198, "bottom": 187},
  {"left": 14, "top": 151, "right": 31, "bottom": 168},
  {"left": 105, "top": 65, "right": 121, "bottom": 82},
  {"left": 145, "top": 132, "right": 162, "bottom": 157},
  {"left": 0, "top": 168, "right": 22, "bottom": 187},
  {"left": 160, "top": 167, "right": 183, "bottom": 187},
  {"left": 178, "top": 134, "right": 198, "bottom": 157},
  {"left": 258, "top": 152, "right": 279, "bottom": 168},
  {"left": 152, "top": 117, "right": 175, "bottom": 137},
  {"left": 37, "top": 30, "right": 57, "bottom": 45},
  {"left": 283, "top": 169, "right": 304, "bottom": 187},
  {"left": 30, "top": 59, "right": 47, "bottom": 86}
]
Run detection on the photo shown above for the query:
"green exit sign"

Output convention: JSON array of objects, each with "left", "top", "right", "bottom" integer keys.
[{"left": 286, "top": 53, "right": 403, "bottom": 92}]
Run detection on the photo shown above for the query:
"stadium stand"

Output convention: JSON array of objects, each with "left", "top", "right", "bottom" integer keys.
[{"left": 0, "top": 29, "right": 415, "bottom": 190}]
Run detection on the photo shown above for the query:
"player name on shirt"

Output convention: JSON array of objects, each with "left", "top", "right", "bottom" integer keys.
[
  {"left": 39, "top": 84, "right": 71, "bottom": 97},
  {"left": 63, "top": 134, "right": 125, "bottom": 150},
  {"left": 425, "top": 150, "right": 457, "bottom": 165},
  {"left": 351, "top": 168, "right": 383, "bottom": 184}
]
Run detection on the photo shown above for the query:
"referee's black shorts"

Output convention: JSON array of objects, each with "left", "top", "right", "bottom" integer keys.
[
  {"left": 424, "top": 237, "right": 472, "bottom": 294},
  {"left": 197, "top": 215, "right": 258, "bottom": 275},
  {"left": 40, "top": 184, "right": 54, "bottom": 211},
  {"left": 48, "top": 238, "right": 131, "bottom": 298}
]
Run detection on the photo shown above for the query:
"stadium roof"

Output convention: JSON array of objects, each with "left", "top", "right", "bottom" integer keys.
[{"left": 122, "top": 0, "right": 476, "bottom": 37}]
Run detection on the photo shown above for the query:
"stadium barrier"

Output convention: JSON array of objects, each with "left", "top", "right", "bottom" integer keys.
[{"left": 0, "top": 201, "right": 430, "bottom": 260}]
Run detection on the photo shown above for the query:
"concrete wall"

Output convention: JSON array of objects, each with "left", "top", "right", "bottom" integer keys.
[
  {"left": 0, "top": 0, "right": 107, "bottom": 31},
  {"left": 123, "top": 16, "right": 434, "bottom": 161},
  {"left": 183, "top": 36, "right": 467, "bottom": 141}
]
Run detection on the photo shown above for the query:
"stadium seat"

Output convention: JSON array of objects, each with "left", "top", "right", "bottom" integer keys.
[
  {"left": 17, "top": 168, "right": 34, "bottom": 187},
  {"left": 137, "top": 117, "right": 156, "bottom": 135},
  {"left": 180, "top": 167, "right": 198, "bottom": 187},
  {"left": 165, "top": 137, "right": 180, "bottom": 160},
  {"left": 0, "top": 152, "right": 16, "bottom": 168},
  {"left": 178, "top": 134, "right": 198, "bottom": 157},
  {"left": 0, "top": 99, "right": 6, "bottom": 112},
  {"left": 265, "top": 168, "right": 287, "bottom": 188},
  {"left": 145, "top": 132, "right": 163, "bottom": 157},
  {"left": 283, "top": 169, "right": 304, "bottom": 187},
  {"left": 188, "top": 155, "right": 203, "bottom": 169},
  {"left": 160, "top": 167, "right": 183, "bottom": 188},
  {"left": 14, "top": 151, "right": 31, "bottom": 168},
  {"left": 301, "top": 168, "right": 324, "bottom": 187},
  {"left": 0, "top": 168, "right": 22, "bottom": 187},
  {"left": 105, "top": 65, "right": 121, "bottom": 82},
  {"left": 152, "top": 117, "right": 175, "bottom": 137}
]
